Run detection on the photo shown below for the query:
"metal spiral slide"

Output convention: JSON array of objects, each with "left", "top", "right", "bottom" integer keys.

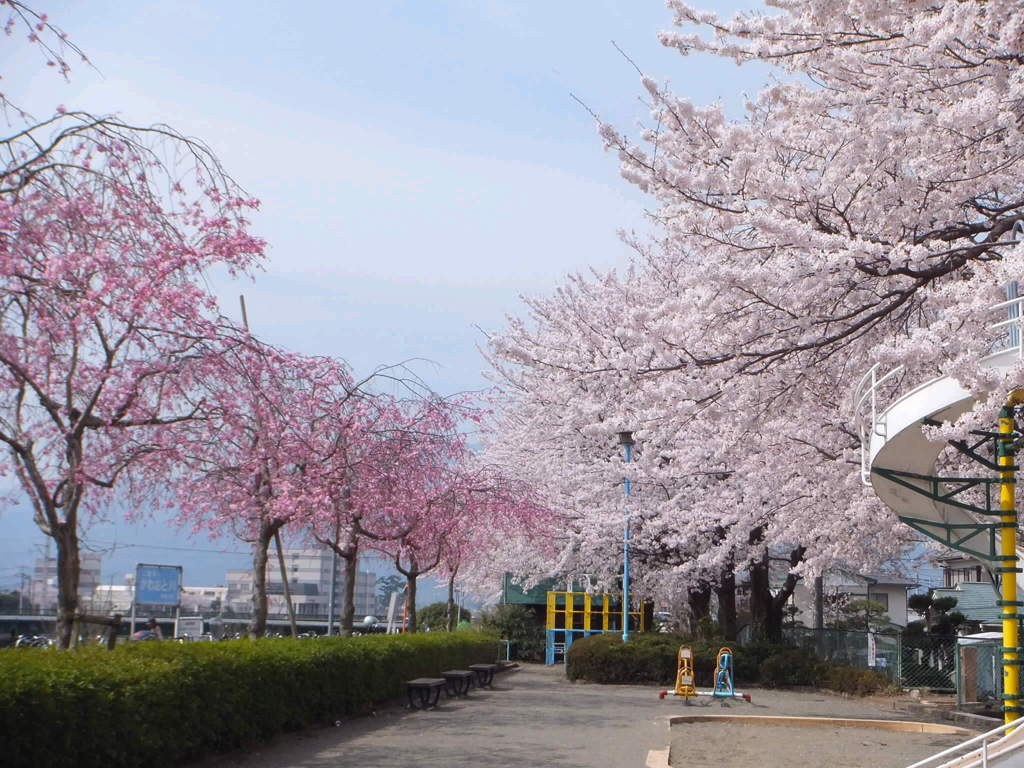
[
  {"left": 854, "top": 290, "right": 1024, "bottom": 763},
  {"left": 855, "top": 343, "right": 1024, "bottom": 596}
]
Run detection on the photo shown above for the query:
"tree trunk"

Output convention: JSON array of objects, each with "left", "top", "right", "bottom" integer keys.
[
  {"left": 446, "top": 567, "right": 458, "bottom": 631},
  {"left": 686, "top": 582, "right": 712, "bottom": 636},
  {"left": 770, "top": 547, "right": 806, "bottom": 640},
  {"left": 53, "top": 523, "right": 81, "bottom": 649},
  {"left": 248, "top": 523, "right": 276, "bottom": 639},
  {"left": 748, "top": 546, "right": 805, "bottom": 642},
  {"left": 405, "top": 572, "right": 418, "bottom": 633},
  {"left": 748, "top": 550, "right": 773, "bottom": 640},
  {"left": 341, "top": 546, "right": 358, "bottom": 636},
  {"left": 716, "top": 569, "right": 737, "bottom": 641}
]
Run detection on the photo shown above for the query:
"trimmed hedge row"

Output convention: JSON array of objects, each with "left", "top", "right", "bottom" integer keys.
[
  {"left": 0, "top": 631, "right": 499, "bottom": 768},
  {"left": 566, "top": 633, "right": 889, "bottom": 695}
]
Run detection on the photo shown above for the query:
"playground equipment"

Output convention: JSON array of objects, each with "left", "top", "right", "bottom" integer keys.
[
  {"left": 853, "top": 261, "right": 1024, "bottom": 725},
  {"left": 544, "top": 590, "right": 646, "bottom": 664},
  {"left": 658, "top": 645, "right": 752, "bottom": 703}
]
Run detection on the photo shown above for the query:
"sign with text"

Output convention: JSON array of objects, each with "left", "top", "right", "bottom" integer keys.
[
  {"left": 135, "top": 564, "right": 181, "bottom": 606},
  {"left": 176, "top": 616, "right": 204, "bottom": 638}
]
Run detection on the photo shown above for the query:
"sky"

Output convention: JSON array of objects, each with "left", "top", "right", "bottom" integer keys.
[{"left": 0, "top": 0, "right": 784, "bottom": 600}]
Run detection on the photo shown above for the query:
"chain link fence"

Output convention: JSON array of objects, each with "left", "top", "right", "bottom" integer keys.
[
  {"left": 900, "top": 635, "right": 958, "bottom": 691},
  {"left": 779, "top": 627, "right": 902, "bottom": 683},
  {"left": 737, "top": 626, "right": 1004, "bottom": 696}
]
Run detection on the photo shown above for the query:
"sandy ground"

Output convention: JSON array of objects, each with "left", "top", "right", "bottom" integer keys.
[{"left": 668, "top": 689, "right": 971, "bottom": 768}]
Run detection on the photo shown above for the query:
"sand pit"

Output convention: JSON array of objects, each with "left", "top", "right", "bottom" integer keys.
[
  {"left": 669, "top": 720, "right": 968, "bottom": 768},
  {"left": 665, "top": 690, "right": 975, "bottom": 768}
]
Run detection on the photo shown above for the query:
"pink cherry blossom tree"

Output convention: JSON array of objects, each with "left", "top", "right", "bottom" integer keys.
[
  {"left": 0, "top": 115, "right": 263, "bottom": 647},
  {"left": 163, "top": 338, "right": 352, "bottom": 639},
  {"left": 0, "top": 6, "right": 264, "bottom": 647},
  {"left": 298, "top": 388, "right": 456, "bottom": 636}
]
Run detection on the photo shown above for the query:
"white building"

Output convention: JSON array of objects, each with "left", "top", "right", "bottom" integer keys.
[
  {"left": 28, "top": 553, "right": 102, "bottom": 612},
  {"left": 225, "top": 547, "right": 376, "bottom": 619},
  {"left": 790, "top": 567, "right": 917, "bottom": 627},
  {"left": 91, "top": 583, "right": 134, "bottom": 613},
  {"left": 181, "top": 586, "right": 227, "bottom": 614}
]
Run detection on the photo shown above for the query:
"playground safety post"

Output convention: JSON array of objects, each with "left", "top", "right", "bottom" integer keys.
[
  {"left": 619, "top": 431, "right": 634, "bottom": 643},
  {"left": 998, "top": 392, "right": 1024, "bottom": 725}
]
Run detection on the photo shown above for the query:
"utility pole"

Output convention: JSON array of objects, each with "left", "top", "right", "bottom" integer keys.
[
  {"left": 18, "top": 569, "right": 27, "bottom": 614},
  {"left": 326, "top": 540, "right": 339, "bottom": 636}
]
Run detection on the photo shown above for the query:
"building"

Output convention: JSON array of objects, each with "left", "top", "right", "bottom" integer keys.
[
  {"left": 930, "top": 581, "right": 1000, "bottom": 629},
  {"left": 937, "top": 554, "right": 992, "bottom": 588},
  {"left": 90, "top": 583, "right": 134, "bottom": 613},
  {"left": 789, "top": 567, "right": 917, "bottom": 627},
  {"left": 225, "top": 547, "right": 376, "bottom": 618},
  {"left": 27, "top": 553, "right": 102, "bottom": 612},
  {"left": 181, "top": 586, "right": 226, "bottom": 614},
  {"left": 88, "top": 583, "right": 226, "bottom": 616}
]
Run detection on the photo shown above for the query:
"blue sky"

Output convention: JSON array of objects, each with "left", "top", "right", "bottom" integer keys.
[{"left": 0, "top": 0, "right": 773, "bottom": 597}]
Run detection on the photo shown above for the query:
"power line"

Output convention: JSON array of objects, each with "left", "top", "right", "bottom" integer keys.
[{"left": 83, "top": 540, "right": 251, "bottom": 556}]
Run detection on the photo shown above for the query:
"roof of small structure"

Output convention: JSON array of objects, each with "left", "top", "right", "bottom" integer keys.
[{"left": 930, "top": 582, "right": 999, "bottom": 623}]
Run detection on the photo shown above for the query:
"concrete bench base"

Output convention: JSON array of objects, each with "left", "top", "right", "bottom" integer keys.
[
  {"left": 442, "top": 670, "right": 474, "bottom": 697},
  {"left": 469, "top": 663, "right": 497, "bottom": 689},
  {"left": 407, "top": 678, "right": 446, "bottom": 709}
]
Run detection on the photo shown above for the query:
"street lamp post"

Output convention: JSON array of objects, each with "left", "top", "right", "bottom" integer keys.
[{"left": 618, "top": 431, "right": 634, "bottom": 642}]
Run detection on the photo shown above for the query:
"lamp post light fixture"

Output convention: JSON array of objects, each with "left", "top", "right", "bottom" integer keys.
[{"left": 618, "top": 430, "right": 635, "bottom": 642}]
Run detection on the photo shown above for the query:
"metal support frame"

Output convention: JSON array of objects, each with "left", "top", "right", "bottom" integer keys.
[
  {"left": 873, "top": 396, "right": 1024, "bottom": 724},
  {"left": 998, "top": 402, "right": 1021, "bottom": 724}
]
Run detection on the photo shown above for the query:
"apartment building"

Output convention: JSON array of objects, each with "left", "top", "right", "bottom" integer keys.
[
  {"left": 225, "top": 547, "right": 376, "bottom": 618},
  {"left": 28, "top": 553, "right": 102, "bottom": 612}
]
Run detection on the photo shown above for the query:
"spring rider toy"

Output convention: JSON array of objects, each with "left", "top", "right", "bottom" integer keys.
[{"left": 659, "top": 645, "right": 752, "bottom": 704}]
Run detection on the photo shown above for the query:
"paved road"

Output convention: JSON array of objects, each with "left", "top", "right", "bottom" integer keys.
[{"left": 194, "top": 664, "right": 671, "bottom": 768}]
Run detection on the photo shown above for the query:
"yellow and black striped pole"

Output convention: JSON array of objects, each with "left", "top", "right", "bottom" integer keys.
[{"left": 998, "top": 392, "right": 1024, "bottom": 725}]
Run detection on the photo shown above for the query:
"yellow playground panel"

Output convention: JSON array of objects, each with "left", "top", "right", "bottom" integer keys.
[
  {"left": 545, "top": 591, "right": 646, "bottom": 664},
  {"left": 674, "top": 646, "right": 696, "bottom": 697}
]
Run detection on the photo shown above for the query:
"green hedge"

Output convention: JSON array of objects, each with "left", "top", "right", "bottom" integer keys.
[
  {"left": 0, "top": 631, "right": 499, "bottom": 768},
  {"left": 566, "top": 633, "right": 889, "bottom": 695}
]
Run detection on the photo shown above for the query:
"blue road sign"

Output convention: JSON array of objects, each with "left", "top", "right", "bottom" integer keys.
[{"left": 135, "top": 564, "right": 181, "bottom": 605}]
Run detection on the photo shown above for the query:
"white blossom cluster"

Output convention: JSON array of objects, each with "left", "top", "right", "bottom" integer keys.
[{"left": 482, "top": 0, "right": 1024, "bottom": 606}]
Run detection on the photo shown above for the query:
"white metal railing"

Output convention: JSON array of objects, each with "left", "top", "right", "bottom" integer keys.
[
  {"left": 853, "top": 289, "right": 1024, "bottom": 486},
  {"left": 905, "top": 716, "right": 1024, "bottom": 768},
  {"left": 988, "top": 294, "right": 1024, "bottom": 360},
  {"left": 851, "top": 362, "right": 905, "bottom": 485}
]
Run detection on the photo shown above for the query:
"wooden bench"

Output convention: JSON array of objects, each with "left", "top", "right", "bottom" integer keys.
[
  {"left": 406, "top": 678, "right": 446, "bottom": 709},
  {"left": 442, "top": 669, "right": 474, "bottom": 697},
  {"left": 468, "top": 663, "right": 498, "bottom": 689}
]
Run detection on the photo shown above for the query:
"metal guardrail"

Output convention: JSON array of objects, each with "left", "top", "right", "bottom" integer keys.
[{"left": 905, "top": 715, "right": 1024, "bottom": 768}]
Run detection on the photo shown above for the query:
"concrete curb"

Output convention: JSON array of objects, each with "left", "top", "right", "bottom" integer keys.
[
  {"left": 942, "top": 710, "right": 1002, "bottom": 730},
  {"left": 669, "top": 713, "right": 971, "bottom": 734}
]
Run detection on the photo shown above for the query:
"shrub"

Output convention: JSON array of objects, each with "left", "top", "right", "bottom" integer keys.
[
  {"left": 818, "top": 664, "right": 890, "bottom": 695},
  {"left": 415, "top": 601, "right": 471, "bottom": 631},
  {"left": 759, "top": 649, "right": 820, "bottom": 687},
  {"left": 0, "top": 631, "right": 499, "bottom": 768},
  {"left": 565, "top": 633, "right": 767, "bottom": 686},
  {"left": 566, "top": 633, "right": 679, "bottom": 684},
  {"left": 478, "top": 604, "right": 546, "bottom": 662},
  {"left": 565, "top": 634, "right": 889, "bottom": 696}
]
